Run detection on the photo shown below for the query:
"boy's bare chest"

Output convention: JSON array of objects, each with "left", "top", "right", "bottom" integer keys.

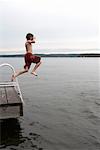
[{"left": 25, "top": 43, "right": 32, "bottom": 52}]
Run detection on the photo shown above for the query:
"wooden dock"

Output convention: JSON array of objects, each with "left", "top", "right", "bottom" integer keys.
[
  {"left": 0, "top": 85, "right": 23, "bottom": 119},
  {"left": 0, "top": 63, "right": 23, "bottom": 119}
]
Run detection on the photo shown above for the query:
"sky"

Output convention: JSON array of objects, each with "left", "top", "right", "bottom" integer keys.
[{"left": 0, "top": 0, "right": 99, "bottom": 52}]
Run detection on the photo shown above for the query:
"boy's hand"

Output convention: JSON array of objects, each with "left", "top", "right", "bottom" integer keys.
[
  {"left": 32, "top": 37, "right": 36, "bottom": 43},
  {"left": 27, "top": 39, "right": 35, "bottom": 43},
  {"left": 31, "top": 37, "right": 36, "bottom": 43}
]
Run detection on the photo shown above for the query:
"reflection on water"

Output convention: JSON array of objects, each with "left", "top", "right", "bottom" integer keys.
[
  {"left": 0, "top": 119, "right": 22, "bottom": 148},
  {"left": 0, "top": 118, "right": 44, "bottom": 150}
]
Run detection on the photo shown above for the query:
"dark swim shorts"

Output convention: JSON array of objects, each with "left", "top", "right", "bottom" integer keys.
[{"left": 24, "top": 53, "right": 41, "bottom": 69}]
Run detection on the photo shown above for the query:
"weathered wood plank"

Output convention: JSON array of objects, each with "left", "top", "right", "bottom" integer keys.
[
  {"left": 0, "top": 87, "right": 7, "bottom": 105},
  {"left": 0, "top": 105, "right": 21, "bottom": 119},
  {"left": 5, "top": 87, "right": 21, "bottom": 104},
  {"left": 0, "top": 86, "right": 23, "bottom": 119}
]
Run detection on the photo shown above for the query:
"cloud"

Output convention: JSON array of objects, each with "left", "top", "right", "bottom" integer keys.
[{"left": 0, "top": 0, "right": 99, "bottom": 50}]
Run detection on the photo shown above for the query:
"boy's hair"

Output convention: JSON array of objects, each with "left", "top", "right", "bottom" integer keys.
[{"left": 26, "top": 33, "right": 34, "bottom": 40}]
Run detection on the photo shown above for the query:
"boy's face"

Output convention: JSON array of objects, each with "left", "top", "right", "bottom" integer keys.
[
  {"left": 30, "top": 36, "right": 33, "bottom": 40},
  {"left": 30, "top": 36, "right": 35, "bottom": 41}
]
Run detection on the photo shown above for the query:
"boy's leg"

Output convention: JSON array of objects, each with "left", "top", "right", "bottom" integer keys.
[
  {"left": 31, "top": 61, "right": 42, "bottom": 76},
  {"left": 11, "top": 68, "right": 28, "bottom": 81}
]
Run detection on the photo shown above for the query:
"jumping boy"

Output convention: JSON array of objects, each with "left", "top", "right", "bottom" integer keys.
[{"left": 12, "top": 33, "right": 42, "bottom": 81}]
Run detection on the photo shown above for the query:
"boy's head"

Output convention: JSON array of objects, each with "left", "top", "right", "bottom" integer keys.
[{"left": 26, "top": 33, "right": 34, "bottom": 40}]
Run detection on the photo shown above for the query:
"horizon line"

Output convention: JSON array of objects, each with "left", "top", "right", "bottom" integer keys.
[{"left": 0, "top": 48, "right": 100, "bottom": 51}]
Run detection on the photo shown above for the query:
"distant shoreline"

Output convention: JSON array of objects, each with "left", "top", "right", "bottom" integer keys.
[{"left": 0, "top": 53, "right": 100, "bottom": 57}]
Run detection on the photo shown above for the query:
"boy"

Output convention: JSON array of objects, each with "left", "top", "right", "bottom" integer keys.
[{"left": 12, "top": 33, "right": 42, "bottom": 81}]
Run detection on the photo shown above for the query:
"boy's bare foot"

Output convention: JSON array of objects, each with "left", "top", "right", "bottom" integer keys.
[
  {"left": 31, "top": 72, "right": 38, "bottom": 76},
  {"left": 11, "top": 74, "right": 15, "bottom": 81}
]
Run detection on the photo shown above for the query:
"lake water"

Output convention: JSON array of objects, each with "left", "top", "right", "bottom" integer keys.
[{"left": 0, "top": 57, "right": 100, "bottom": 150}]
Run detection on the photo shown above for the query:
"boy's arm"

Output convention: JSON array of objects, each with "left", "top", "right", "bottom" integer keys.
[{"left": 27, "top": 40, "right": 35, "bottom": 44}]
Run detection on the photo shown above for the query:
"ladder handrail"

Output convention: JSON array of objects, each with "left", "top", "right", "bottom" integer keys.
[{"left": 0, "top": 63, "right": 16, "bottom": 74}]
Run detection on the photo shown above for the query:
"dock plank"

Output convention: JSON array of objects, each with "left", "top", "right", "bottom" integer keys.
[
  {"left": 0, "top": 87, "right": 7, "bottom": 105},
  {"left": 0, "top": 105, "right": 21, "bottom": 119},
  {"left": 0, "top": 85, "right": 23, "bottom": 119},
  {"left": 5, "top": 87, "right": 21, "bottom": 104}
]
